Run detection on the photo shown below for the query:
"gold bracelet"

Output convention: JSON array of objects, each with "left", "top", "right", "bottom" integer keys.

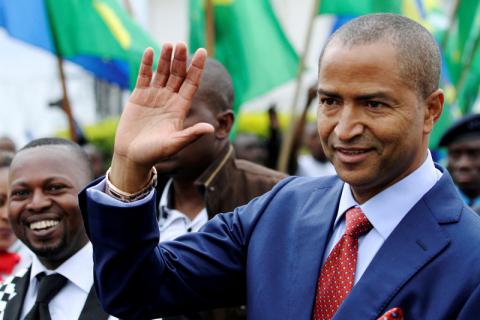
[{"left": 105, "top": 167, "right": 157, "bottom": 202}]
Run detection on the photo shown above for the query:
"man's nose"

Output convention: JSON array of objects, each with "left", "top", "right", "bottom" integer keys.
[
  {"left": 26, "top": 190, "right": 51, "bottom": 212},
  {"left": 0, "top": 204, "right": 8, "bottom": 221},
  {"left": 456, "top": 153, "right": 474, "bottom": 169},
  {"left": 334, "top": 105, "right": 364, "bottom": 141}
]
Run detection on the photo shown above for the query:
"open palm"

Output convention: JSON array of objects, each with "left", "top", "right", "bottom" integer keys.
[{"left": 111, "top": 43, "right": 213, "bottom": 191}]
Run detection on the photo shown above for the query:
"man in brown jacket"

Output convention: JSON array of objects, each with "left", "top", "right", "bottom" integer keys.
[{"left": 154, "top": 58, "right": 286, "bottom": 320}]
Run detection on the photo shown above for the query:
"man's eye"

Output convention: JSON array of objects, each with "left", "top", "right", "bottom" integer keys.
[
  {"left": 320, "top": 98, "right": 338, "bottom": 106},
  {"left": 46, "top": 184, "right": 65, "bottom": 192},
  {"left": 366, "top": 101, "right": 384, "bottom": 108},
  {"left": 468, "top": 149, "right": 480, "bottom": 158},
  {"left": 449, "top": 151, "right": 461, "bottom": 159},
  {"left": 11, "top": 190, "right": 29, "bottom": 198}
]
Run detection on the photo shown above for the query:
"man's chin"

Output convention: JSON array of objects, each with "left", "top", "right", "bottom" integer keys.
[{"left": 28, "top": 242, "right": 65, "bottom": 260}]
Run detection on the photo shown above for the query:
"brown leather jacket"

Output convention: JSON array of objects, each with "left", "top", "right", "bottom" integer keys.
[{"left": 156, "top": 144, "right": 287, "bottom": 320}]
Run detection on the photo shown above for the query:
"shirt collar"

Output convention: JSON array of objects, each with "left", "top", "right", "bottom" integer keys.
[
  {"left": 158, "top": 178, "right": 208, "bottom": 230},
  {"left": 30, "top": 242, "right": 93, "bottom": 294},
  {"left": 159, "top": 178, "right": 173, "bottom": 215},
  {"left": 337, "top": 150, "right": 442, "bottom": 240}
]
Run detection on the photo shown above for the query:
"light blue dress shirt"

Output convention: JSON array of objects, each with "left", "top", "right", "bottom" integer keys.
[{"left": 323, "top": 151, "right": 443, "bottom": 284}]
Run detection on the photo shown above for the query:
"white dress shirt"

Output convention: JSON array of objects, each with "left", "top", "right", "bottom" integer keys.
[
  {"left": 158, "top": 179, "right": 208, "bottom": 242},
  {"left": 21, "top": 242, "right": 116, "bottom": 320},
  {"left": 323, "top": 151, "right": 443, "bottom": 284}
]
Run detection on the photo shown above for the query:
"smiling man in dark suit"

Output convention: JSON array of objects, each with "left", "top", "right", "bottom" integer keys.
[
  {"left": 0, "top": 138, "right": 113, "bottom": 320},
  {"left": 81, "top": 14, "right": 480, "bottom": 319}
]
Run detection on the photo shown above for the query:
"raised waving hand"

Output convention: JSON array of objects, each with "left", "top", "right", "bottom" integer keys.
[{"left": 110, "top": 43, "right": 213, "bottom": 192}]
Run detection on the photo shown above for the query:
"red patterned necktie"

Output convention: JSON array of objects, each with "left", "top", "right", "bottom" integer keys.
[{"left": 313, "top": 207, "right": 373, "bottom": 320}]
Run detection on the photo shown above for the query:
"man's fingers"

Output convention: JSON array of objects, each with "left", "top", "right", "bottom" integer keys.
[
  {"left": 135, "top": 48, "right": 154, "bottom": 89},
  {"left": 152, "top": 43, "right": 173, "bottom": 88},
  {"left": 182, "top": 122, "right": 215, "bottom": 136},
  {"left": 166, "top": 43, "right": 188, "bottom": 92},
  {"left": 171, "top": 122, "right": 215, "bottom": 149},
  {"left": 178, "top": 48, "right": 207, "bottom": 100}
]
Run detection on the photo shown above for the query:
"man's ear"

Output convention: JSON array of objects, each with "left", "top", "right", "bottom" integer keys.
[
  {"left": 423, "top": 89, "right": 444, "bottom": 134},
  {"left": 215, "top": 110, "right": 234, "bottom": 139}
]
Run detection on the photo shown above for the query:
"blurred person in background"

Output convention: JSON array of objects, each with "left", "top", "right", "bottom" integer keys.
[
  {"left": 285, "top": 83, "right": 334, "bottom": 176},
  {"left": 233, "top": 133, "right": 268, "bottom": 165},
  {"left": 261, "top": 86, "right": 319, "bottom": 174},
  {"left": 83, "top": 143, "right": 107, "bottom": 179},
  {"left": 0, "top": 136, "right": 16, "bottom": 153},
  {"left": 265, "top": 104, "right": 282, "bottom": 169},
  {"left": 439, "top": 113, "right": 480, "bottom": 212},
  {"left": 296, "top": 122, "right": 336, "bottom": 177},
  {"left": 0, "top": 138, "right": 114, "bottom": 319},
  {"left": 0, "top": 151, "right": 31, "bottom": 281},
  {"left": 153, "top": 58, "right": 286, "bottom": 320},
  {"left": 50, "top": 97, "right": 109, "bottom": 180}
]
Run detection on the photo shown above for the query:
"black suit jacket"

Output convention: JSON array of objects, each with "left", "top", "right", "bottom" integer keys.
[{"left": 0, "top": 267, "right": 109, "bottom": 320}]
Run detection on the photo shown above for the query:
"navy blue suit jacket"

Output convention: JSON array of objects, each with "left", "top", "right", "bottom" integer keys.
[{"left": 80, "top": 168, "right": 480, "bottom": 319}]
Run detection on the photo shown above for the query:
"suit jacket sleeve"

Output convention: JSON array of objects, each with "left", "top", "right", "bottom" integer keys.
[
  {"left": 457, "top": 280, "right": 480, "bottom": 319},
  {"left": 79, "top": 177, "right": 294, "bottom": 320}
]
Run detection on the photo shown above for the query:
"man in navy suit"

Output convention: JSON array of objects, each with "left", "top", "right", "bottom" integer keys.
[{"left": 80, "top": 14, "right": 480, "bottom": 319}]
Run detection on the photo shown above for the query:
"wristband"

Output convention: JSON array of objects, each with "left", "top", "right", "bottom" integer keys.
[{"left": 105, "top": 167, "right": 157, "bottom": 202}]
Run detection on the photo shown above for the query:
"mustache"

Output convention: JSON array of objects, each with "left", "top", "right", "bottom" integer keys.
[{"left": 328, "top": 135, "right": 378, "bottom": 149}]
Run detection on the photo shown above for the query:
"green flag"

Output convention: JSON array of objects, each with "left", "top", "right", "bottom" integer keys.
[
  {"left": 444, "top": 0, "right": 480, "bottom": 86},
  {"left": 45, "top": 0, "right": 159, "bottom": 89},
  {"left": 318, "top": 0, "right": 402, "bottom": 16},
  {"left": 189, "top": 0, "right": 299, "bottom": 111}
]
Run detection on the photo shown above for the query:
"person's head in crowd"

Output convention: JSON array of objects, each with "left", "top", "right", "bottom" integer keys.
[
  {"left": 83, "top": 143, "right": 106, "bottom": 179},
  {"left": 439, "top": 114, "right": 480, "bottom": 204},
  {"left": 155, "top": 57, "right": 234, "bottom": 180},
  {"left": 317, "top": 13, "right": 443, "bottom": 202},
  {"left": 0, "top": 151, "right": 17, "bottom": 252},
  {"left": 8, "top": 138, "right": 93, "bottom": 269},
  {"left": 304, "top": 122, "right": 328, "bottom": 163},
  {"left": 0, "top": 136, "right": 16, "bottom": 153},
  {"left": 233, "top": 133, "right": 267, "bottom": 165}
]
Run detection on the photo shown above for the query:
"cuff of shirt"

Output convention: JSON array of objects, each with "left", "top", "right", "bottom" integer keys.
[{"left": 86, "top": 178, "right": 155, "bottom": 208}]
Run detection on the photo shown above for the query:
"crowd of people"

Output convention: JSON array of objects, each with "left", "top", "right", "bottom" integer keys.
[{"left": 0, "top": 13, "right": 479, "bottom": 320}]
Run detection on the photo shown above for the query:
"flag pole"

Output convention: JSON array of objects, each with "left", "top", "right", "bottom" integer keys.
[
  {"left": 455, "top": 28, "right": 480, "bottom": 113},
  {"left": 206, "top": 0, "right": 215, "bottom": 57},
  {"left": 55, "top": 56, "right": 78, "bottom": 143},
  {"left": 440, "top": 0, "right": 461, "bottom": 51},
  {"left": 44, "top": 3, "right": 78, "bottom": 142},
  {"left": 277, "top": 0, "right": 321, "bottom": 172}
]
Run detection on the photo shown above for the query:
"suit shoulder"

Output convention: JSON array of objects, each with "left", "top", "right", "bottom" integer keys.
[
  {"left": 456, "top": 206, "right": 480, "bottom": 241},
  {"left": 277, "top": 174, "right": 341, "bottom": 191},
  {"left": 260, "top": 175, "right": 343, "bottom": 205}
]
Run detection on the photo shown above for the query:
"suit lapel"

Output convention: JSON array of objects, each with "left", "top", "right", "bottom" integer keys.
[
  {"left": 334, "top": 170, "right": 461, "bottom": 319},
  {"left": 78, "top": 286, "right": 109, "bottom": 320},
  {"left": 3, "top": 268, "right": 31, "bottom": 320},
  {"left": 287, "top": 178, "right": 343, "bottom": 319}
]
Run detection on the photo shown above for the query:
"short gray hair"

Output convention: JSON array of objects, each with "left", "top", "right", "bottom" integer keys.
[{"left": 319, "top": 14, "right": 441, "bottom": 99}]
